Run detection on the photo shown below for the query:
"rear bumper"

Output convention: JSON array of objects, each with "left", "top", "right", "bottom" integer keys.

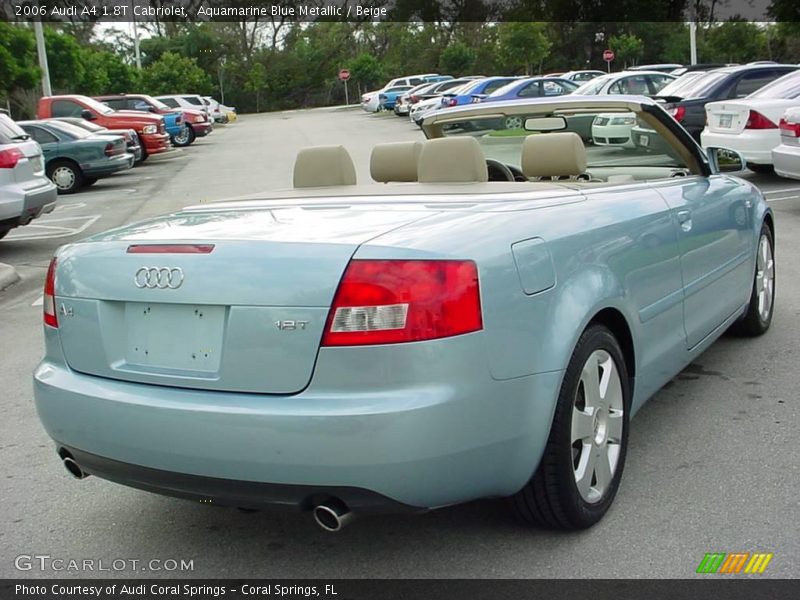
[
  {"left": 82, "top": 153, "right": 133, "bottom": 177},
  {"left": 34, "top": 330, "right": 562, "bottom": 510},
  {"left": 772, "top": 144, "right": 800, "bottom": 180},
  {"left": 701, "top": 129, "right": 779, "bottom": 164},
  {"left": 0, "top": 177, "right": 57, "bottom": 224}
]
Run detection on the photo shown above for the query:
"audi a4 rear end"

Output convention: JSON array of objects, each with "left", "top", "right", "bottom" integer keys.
[{"left": 34, "top": 96, "right": 774, "bottom": 531}]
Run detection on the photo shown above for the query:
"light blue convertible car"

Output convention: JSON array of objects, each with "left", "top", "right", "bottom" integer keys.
[{"left": 34, "top": 96, "right": 774, "bottom": 532}]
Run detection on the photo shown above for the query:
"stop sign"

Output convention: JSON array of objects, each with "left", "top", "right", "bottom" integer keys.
[
  {"left": 603, "top": 49, "right": 615, "bottom": 62},
  {"left": 338, "top": 69, "right": 351, "bottom": 81}
]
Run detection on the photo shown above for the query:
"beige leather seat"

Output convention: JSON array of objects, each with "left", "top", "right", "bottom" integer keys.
[
  {"left": 293, "top": 145, "right": 356, "bottom": 188},
  {"left": 521, "top": 132, "right": 587, "bottom": 179},
  {"left": 418, "top": 137, "right": 488, "bottom": 183},
  {"left": 370, "top": 141, "right": 423, "bottom": 183}
]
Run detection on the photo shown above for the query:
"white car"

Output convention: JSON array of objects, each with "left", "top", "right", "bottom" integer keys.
[
  {"left": 360, "top": 74, "right": 446, "bottom": 112},
  {"left": 155, "top": 95, "right": 212, "bottom": 119},
  {"left": 562, "top": 70, "right": 605, "bottom": 83},
  {"left": 772, "top": 106, "right": 800, "bottom": 179},
  {"left": 573, "top": 71, "right": 676, "bottom": 96},
  {"left": 701, "top": 71, "right": 800, "bottom": 172},
  {"left": 202, "top": 97, "right": 229, "bottom": 123},
  {"left": 592, "top": 112, "right": 638, "bottom": 148}
]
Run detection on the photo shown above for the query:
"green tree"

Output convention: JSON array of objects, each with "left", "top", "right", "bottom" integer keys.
[
  {"left": 244, "top": 62, "right": 267, "bottom": 112},
  {"left": 609, "top": 33, "right": 644, "bottom": 68},
  {"left": 0, "top": 23, "right": 38, "bottom": 99},
  {"left": 348, "top": 52, "right": 385, "bottom": 92},
  {"left": 497, "top": 22, "right": 551, "bottom": 75},
  {"left": 139, "top": 52, "right": 212, "bottom": 96},
  {"left": 439, "top": 41, "right": 476, "bottom": 76},
  {"left": 702, "top": 20, "right": 766, "bottom": 64}
]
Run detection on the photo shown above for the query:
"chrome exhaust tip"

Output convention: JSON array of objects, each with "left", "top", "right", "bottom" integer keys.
[
  {"left": 62, "top": 456, "right": 88, "bottom": 480},
  {"left": 312, "top": 500, "right": 352, "bottom": 532}
]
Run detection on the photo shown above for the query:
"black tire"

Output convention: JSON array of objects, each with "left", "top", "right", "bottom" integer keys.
[
  {"left": 83, "top": 177, "right": 98, "bottom": 187},
  {"left": 46, "top": 159, "right": 84, "bottom": 194},
  {"left": 0, "top": 228, "right": 10, "bottom": 240},
  {"left": 747, "top": 163, "right": 773, "bottom": 174},
  {"left": 729, "top": 223, "right": 775, "bottom": 337},
  {"left": 511, "top": 324, "right": 631, "bottom": 530},
  {"left": 137, "top": 134, "right": 149, "bottom": 162}
]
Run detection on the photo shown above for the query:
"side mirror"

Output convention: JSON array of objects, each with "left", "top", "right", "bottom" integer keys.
[
  {"left": 706, "top": 146, "right": 745, "bottom": 174},
  {"left": 80, "top": 109, "right": 96, "bottom": 121}
]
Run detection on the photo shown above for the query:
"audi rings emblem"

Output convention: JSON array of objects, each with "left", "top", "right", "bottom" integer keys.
[{"left": 134, "top": 267, "right": 185, "bottom": 289}]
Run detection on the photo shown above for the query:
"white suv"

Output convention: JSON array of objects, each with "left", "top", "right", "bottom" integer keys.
[{"left": 0, "top": 113, "right": 57, "bottom": 240}]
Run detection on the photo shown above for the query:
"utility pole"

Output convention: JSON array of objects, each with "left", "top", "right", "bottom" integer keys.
[
  {"left": 689, "top": 22, "right": 698, "bottom": 65},
  {"left": 33, "top": 20, "right": 52, "bottom": 96},
  {"left": 131, "top": 1, "right": 142, "bottom": 69}
]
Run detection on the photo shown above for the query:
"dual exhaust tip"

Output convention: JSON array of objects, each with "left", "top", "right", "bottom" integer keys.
[{"left": 59, "top": 450, "right": 352, "bottom": 531}]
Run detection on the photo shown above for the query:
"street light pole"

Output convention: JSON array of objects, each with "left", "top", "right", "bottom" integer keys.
[
  {"left": 131, "top": 0, "right": 142, "bottom": 69},
  {"left": 33, "top": 20, "right": 52, "bottom": 96},
  {"left": 689, "top": 21, "right": 697, "bottom": 65}
]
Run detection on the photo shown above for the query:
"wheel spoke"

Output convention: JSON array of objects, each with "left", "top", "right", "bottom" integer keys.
[
  {"left": 574, "top": 443, "right": 596, "bottom": 499},
  {"left": 580, "top": 356, "right": 602, "bottom": 409},
  {"left": 606, "top": 410, "right": 624, "bottom": 443},
  {"left": 572, "top": 408, "right": 594, "bottom": 443},
  {"left": 593, "top": 447, "right": 613, "bottom": 494}
]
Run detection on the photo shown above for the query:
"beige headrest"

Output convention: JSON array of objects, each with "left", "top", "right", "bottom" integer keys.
[
  {"left": 370, "top": 141, "right": 423, "bottom": 182},
  {"left": 521, "top": 132, "right": 587, "bottom": 178},
  {"left": 418, "top": 137, "right": 488, "bottom": 183},
  {"left": 293, "top": 145, "right": 356, "bottom": 187}
]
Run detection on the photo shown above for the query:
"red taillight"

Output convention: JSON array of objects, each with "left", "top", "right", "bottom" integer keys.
[
  {"left": 104, "top": 142, "right": 115, "bottom": 156},
  {"left": 779, "top": 117, "right": 800, "bottom": 137},
  {"left": 745, "top": 110, "right": 777, "bottom": 130},
  {"left": 448, "top": 98, "right": 458, "bottom": 107},
  {"left": 410, "top": 95, "right": 419, "bottom": 103},
  {"left": 44, "top": 257, "right": 58, "bottom": 328},
  {"left": 127, "top": 244, "right": 215, "bottom": 254},
  {"left": 0, "top": 147, "right": 24, "bottom": 169},
  {"left": 670, "top": 106, "right": 686, "bottom": 123},
  {"left": 321, "top": 260, "right": 482, "bottom": 346}
]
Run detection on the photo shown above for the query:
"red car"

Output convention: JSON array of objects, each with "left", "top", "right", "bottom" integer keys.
[
  {"left": 37, "top": 95, "right": 171, "bottom": 160},
  {"left": 94, "top": 94, "right": 213, "bottom": 147}
]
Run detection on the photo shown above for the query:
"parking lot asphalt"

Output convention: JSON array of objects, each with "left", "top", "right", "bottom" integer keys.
[{"left": 0, "top": 108, "right": 798, "bottom": 579}]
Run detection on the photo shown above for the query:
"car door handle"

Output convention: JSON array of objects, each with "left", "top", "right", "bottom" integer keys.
[{"left": 677, "top": 210, "right": 692, "bottom": 232}]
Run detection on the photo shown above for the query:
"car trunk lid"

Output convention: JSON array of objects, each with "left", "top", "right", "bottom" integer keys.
[
  {"left": 53, "top": 207, "right": 435, "bottom": 394},
  {"left": 705, "top": 99, "right": 790, "bottom": 134}
]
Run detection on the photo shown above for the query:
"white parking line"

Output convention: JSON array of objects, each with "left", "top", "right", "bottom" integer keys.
[
  {"left": 31, "top": 296, "right": 43, "bottom": 307},
  {"left": 766, "top": 195, "right": 798, "bottom": 202},
  {"left": 2, "top": 215, "right": 101, "bottom": 242},
  {"left": 763, "top": 187, "right": 800, "bottom": 196}
]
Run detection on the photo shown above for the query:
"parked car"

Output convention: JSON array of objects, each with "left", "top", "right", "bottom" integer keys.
[
  {"left": 95, "top": 94, "right": 211, "bottom": 147},
  {"left": 408, "top": 79, "right": 481, "bottom": 124},
  {"left": 571, "top": 71, "right": 677, "bottom": 141},
  {"left": 393, "top": 83, "right": 431, "bottom": 116},
  {"left": 361, "top": 74, "right": 450, "bottom": 109},
  {"left": 154, "top": 95, "right": 213, "bottom": 122},
  {"left": 33, "top": 96, "right": 774, "bottom": 532},
  {"left": 561, "top": 70, "right": 606, "bottom": 82},
  {"left": 481, "top": 77, "right": 579, "bottom": 104},
  {"left": 204, "top": 97, "right": 237, "bottom": 123},
  {"left": 363, "top": 85, "right": 413, "bottom": 112},
  {"left": 37, "top": 95, "right": 171, "bottom": 160},
  {"left": 440, "top": 77, "right": 522, "bottom": 107},
  {"left": 700, "top": 71, "right": 800, "bottom": 172},
  {"left": 772, "top": 106, "right": 800, "bottom": 179},
  {"left": 591, "top": 112, "right": 639, "bottom": 148},
  {"left": 0, "top": 114, "right": 56, "bottom": 240},
  {"left": 653, "top": 63, "right": 800, "bottom": 141},
  {"left": 378, "top": 86, "right": 414, "bottom": 111},
  {"left": 19, "top": 120, "right": 132, "bottom": 194},
  {"left": 51, "top": 118, "right": 142, "bottom": 163}
]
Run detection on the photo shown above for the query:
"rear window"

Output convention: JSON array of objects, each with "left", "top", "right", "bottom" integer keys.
[
  {"left": 657, "top": 71, "right": 727, "bottom": 98},
  {"left": 747, "top": 71, "right": 800, "bottom": 99},
  {"left": 46, "top": 120, "right": 93, "bottom": 139},
  {"left": 158, "top": 97, "right": 180, "bottom": 108},
  {"left": 0, "top": 114, "right": 29, "bottom": 142},
  {"left": 182, "top": 96, "right": 204, "bottom": 106}
]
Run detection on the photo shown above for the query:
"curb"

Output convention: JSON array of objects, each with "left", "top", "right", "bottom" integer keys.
[{"left": 0, "top": 262, "right": 20, "bottom": 292}]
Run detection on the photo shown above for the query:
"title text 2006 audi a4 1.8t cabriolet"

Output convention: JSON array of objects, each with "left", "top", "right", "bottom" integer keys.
[{"left": 34, "top": 97, "right": 775, "bottom": 532}]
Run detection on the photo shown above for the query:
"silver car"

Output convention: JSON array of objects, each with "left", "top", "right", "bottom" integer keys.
[{"left": 0, "top": 113, "right": 57, "bottom": 240}]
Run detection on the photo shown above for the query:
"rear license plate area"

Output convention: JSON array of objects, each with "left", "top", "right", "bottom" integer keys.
[
  {"left": 125, "top": 303, "right": 225, "bottom": 372},
  {"left": 639, "top": 134, "right": 649, "bottom": 147},
  {"left": 718, "top": 114, "right": 733, "bottom": 128}
]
